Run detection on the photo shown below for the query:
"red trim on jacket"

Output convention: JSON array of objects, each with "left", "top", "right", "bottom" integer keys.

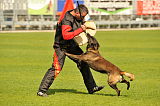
[{"left": 62, "top": 25, "right": 83, "bottom": 40}]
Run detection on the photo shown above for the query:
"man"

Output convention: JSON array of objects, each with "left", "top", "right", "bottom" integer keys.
[{"left": 37, "top": 4, "right": 104, "bottom": 97}]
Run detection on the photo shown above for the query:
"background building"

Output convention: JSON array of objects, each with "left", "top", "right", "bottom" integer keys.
[{"left": 0, "top": 0, "right": 160, "bottom": 31}]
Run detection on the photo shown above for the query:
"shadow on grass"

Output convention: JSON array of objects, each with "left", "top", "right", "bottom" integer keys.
[{"left": 47, "top": 89, "right": 120, "bottom": 97}]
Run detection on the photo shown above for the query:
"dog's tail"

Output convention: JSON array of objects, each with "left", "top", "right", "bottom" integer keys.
[{"left": 120, "top": 71, "right": 135, "bottom": 81}]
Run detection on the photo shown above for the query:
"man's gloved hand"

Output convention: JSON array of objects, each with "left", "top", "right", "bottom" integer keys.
[{"left": 81, "top": 25, "right": 87, "bottom": 31}]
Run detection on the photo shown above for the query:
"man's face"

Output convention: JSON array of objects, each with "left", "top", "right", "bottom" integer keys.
[{"left": 75, "top": 12, "right": 87, "bottom": 20}]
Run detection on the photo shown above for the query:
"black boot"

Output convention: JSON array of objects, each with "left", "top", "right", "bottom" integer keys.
[
  {"left": 37, "top": 91, "right": 48, "bottom": 97},
  {"left": 89, "top": 86, "right": 105, "bottom": 94}
]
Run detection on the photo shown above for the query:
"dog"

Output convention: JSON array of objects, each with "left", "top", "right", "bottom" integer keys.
[{"left": 65, "top": 33, "right": 135, "bottom": 96}]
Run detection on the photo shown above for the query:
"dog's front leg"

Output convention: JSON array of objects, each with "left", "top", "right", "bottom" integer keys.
[{"left": 65, "top": 52, "right": 83, "bottom": 61}]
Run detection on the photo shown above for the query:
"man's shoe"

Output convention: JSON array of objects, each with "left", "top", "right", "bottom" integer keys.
[
  {"left": 37, "top": 92, "right": 48, "bottom": 97},
  {"left": 89, "top": 86, "right": 105, "bottom": 94}
]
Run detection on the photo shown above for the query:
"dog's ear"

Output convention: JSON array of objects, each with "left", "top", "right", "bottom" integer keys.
[
  {"left": 86, "top": 33, "right": 95, "bottom": 43},
  {"left": 86, "top": 33, "right": 91, "bottom": 40}
]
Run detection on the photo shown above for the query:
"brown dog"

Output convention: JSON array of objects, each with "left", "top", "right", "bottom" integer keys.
[{"left": 65, "top": 33, "right": 135, "bottom": 96}]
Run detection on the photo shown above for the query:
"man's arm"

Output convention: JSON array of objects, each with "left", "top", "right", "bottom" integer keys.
[{"left": 62, "top": 24, "right": 84, "bottom": 40}]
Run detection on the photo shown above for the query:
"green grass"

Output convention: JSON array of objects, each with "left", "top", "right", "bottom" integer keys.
[{"left": 0, "top": 30, "right": 160, "bottom": 106}]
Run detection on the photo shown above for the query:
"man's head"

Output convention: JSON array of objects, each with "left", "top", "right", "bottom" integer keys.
[{"left": 74, "top": 4, "right": 88, "bottom": 20}]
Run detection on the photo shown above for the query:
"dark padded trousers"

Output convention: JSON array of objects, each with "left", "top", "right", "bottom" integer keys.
[{"left": 38, "top": 46, "right": 97, "bottom": 93}]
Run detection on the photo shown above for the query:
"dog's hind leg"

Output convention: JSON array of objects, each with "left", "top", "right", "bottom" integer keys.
[
  {"left": 108, "top": 82, "right": 120, "bottom": 96},
  {"left": 120, "top": 79, "right": 130, "bottom": 90}
]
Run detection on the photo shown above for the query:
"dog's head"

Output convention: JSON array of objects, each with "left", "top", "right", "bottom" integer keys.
[{"left": 86, "top": 33, "right": 100, "bottom": 51}]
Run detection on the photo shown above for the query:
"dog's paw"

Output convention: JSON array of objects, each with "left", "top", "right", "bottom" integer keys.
[{"left": 130, "top": 74, "right": 135, "bottom": 81}]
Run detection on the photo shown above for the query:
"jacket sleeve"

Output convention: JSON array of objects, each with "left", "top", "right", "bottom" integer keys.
[{"left": 61, "top": 24, "right": 83, "bottom": 40}]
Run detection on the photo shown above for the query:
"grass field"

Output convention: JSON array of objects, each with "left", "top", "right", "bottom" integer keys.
[{"left": 0, "top": 30, "right": 160, "bottom": 106}]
